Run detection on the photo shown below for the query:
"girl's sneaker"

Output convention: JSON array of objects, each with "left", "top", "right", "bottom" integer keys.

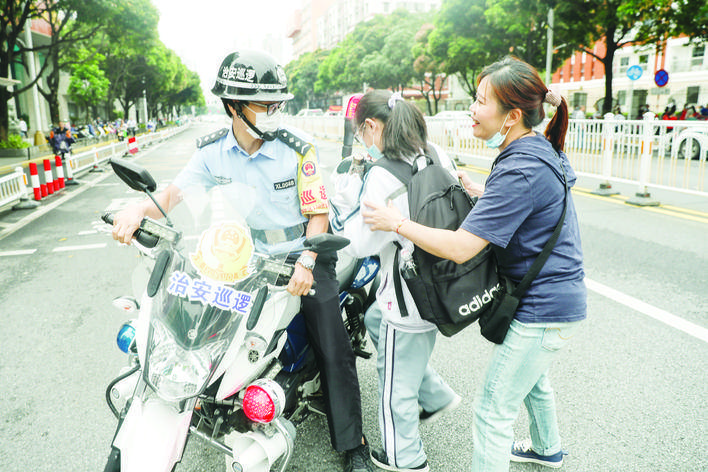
[{"left": 370, "top": 448, "right": 430, "bottom": 472}]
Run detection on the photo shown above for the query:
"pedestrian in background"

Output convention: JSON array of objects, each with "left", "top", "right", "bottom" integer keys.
[
  {"left": 18, "top": 116, "right": 28, "bottom": 138},
  {"left": 330, "top": 89, "right": 461, "bottom": 472},
  {"left": 362, "top": 56, "right": 586, "bottom": 471}
]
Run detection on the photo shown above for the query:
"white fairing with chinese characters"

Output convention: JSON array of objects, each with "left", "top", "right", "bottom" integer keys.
[{"left": 110, "top": 178, "right": 306, "bottom": 471}]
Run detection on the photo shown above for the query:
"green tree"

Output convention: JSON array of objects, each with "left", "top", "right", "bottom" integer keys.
[
  {"left": 285, "top": 50, "right": 331, "bottom": 111},
  {"left": 412, "top": 23, "right": 447, "bottom": 115},
  {"left": 428, "top": 0, "right": 503, "bottom": 98},
  {"left": 67, "top": 50, "right": 110, "bottom": 120},
  {"left": 316, "top": 10, "right": 424, "bottom": 96}
]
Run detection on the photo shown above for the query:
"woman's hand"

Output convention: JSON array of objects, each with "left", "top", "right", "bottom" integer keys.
[
  {"left": 362, "top": 200, "right": 403, "bottom": 232},
  {"left": 457, "top": 170, "right": 485, "bottom": 197}
]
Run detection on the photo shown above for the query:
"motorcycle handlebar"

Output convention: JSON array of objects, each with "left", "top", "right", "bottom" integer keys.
[{"left": 101, "top": 212, "right": 160, "bottom": 248}]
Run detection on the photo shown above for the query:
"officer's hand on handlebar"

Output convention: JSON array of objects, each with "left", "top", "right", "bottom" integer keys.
[
  {"left": 287, "top": 263, "right": 314, "bottom": 297},
  {"left": 111, "top": 203, "right": 147, "bottom": 245}
]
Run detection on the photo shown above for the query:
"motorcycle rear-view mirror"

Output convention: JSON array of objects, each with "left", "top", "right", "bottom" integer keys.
[
  {"left": 109, "top": 157, "right": 157, "bottom": 193},
  {"left": 341, "top": 93, "right": 364, "bottom": 159},
  {"left": 305, "top": 234, "right": 350, "bottom": 253},
  {"left": 344, "top": 93, "right": 363, "bottom": 120}
]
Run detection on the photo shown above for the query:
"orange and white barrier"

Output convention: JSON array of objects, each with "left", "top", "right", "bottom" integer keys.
[
  {"left": 127, "top": 136, "right": 138, "bottom": 155},
  {"left": 42, "top": 159, "right": 54, "bottom": 196},
  {"left": 29, "top": 162, "right": 41, "bottom": 201},
  {"left": 55, "top": 155, "right": 65, "bottom": 189}
]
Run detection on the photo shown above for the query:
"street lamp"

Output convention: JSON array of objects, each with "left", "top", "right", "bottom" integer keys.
[{"left": 142, "top": 78, "right": 148, "bottom": 124}]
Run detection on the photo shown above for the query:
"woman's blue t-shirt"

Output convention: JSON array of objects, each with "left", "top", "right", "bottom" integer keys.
[{"left": 460, "top": 135, "right": 587, "bottom": 323}]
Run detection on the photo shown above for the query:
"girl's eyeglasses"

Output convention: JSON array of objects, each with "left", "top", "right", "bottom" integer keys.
[
  {"left": 250, "top": 101, "right": 286, "bottom": 116},
  {"left": 354, "top": 123, "right": 364, "bottom": 145}
]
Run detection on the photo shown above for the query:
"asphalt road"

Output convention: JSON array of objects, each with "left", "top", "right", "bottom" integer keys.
[{"left": 0, "top": 122, "right": 706, "bottom": 472}]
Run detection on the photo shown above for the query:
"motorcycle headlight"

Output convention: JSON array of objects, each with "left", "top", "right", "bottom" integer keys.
[{"left": 145, "top": 319, "right": 227, "bottom": 402}]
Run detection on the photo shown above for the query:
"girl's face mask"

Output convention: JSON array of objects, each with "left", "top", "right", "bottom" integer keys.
[{"left": 356, "top": 121, "right": 384, "bottom": 160}]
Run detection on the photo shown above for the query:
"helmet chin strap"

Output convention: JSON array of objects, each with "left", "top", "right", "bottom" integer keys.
[{"left": 233, "top": 102, "right": 277, "bottom": 141}]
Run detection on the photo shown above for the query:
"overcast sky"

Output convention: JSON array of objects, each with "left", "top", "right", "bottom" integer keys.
[{"left": 151, "top": 0, "right": 299, "bottom": 101}]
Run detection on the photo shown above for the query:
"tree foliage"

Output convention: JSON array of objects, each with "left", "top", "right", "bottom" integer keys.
[{"left": 0, "top": 0, "right": 205, "bottom": 142}]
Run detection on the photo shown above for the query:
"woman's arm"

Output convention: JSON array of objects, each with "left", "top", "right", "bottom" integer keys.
[{"left": 361, "top": 200, "right": 489, "bottom": 264}]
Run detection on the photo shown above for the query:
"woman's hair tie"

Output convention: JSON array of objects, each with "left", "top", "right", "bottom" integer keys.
[
  {"left": 544, "top": 90, "right": 561, "bottom": 107},
  {"left": 388, "top": 91, "right": 404, "bottom": 109}
]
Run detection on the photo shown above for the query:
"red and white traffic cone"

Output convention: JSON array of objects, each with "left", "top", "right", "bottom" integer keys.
[
  {"left": 127, "top": 136, "right": 138, "bottom": 155},
  {"left": 55, "top": 155, "right": 65, "bottom": 189},
  {"left": 43, "top": 159, "right": 55, "bottom": 195},
  {"left": 29, "top": 162, "right": 42, "bottom": 201}
]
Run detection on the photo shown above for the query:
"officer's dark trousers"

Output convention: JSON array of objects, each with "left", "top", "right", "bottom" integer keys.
[{"left": 300, "top": 255, "right": 363, "bottom": 452}]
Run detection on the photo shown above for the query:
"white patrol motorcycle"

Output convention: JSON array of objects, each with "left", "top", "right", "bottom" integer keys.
[{"left": 101, "top": 158, "right": 379, "bottom": 472}]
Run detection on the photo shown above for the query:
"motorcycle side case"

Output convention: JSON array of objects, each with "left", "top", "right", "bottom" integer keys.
[{"left": 113, "top": 396, "right": 193, "bottom": 472}]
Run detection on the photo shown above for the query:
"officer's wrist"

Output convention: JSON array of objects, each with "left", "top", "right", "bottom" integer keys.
[{"left": 296, "top": 253, "right": 316, "bottom": 271}]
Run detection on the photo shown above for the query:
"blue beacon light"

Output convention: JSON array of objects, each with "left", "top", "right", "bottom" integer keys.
[{"left": 116, "top": 322, "right": 136, "bottom": 353}]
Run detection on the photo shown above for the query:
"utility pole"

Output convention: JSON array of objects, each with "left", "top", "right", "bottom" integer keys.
[{"left": 545, "top": 7, "right": 554, "bottom": 86}]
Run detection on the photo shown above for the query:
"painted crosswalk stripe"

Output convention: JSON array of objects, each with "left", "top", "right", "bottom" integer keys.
[
  {"left": 0, "top": 249, "right": 38, "bottom": 256},
  {"left": 53, "top": 243, "right": 107, "bottom": 252}
]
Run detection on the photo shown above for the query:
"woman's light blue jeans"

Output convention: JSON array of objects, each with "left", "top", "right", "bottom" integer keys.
[{"left": 471, "top": 319, "right": 582, "bottom": 472}]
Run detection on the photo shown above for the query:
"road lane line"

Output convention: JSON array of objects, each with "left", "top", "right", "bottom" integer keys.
[
  {"left": 53, "top": 243, "right": 107, "bottom": 252},
  {"left": 585, "top": 277, "right": 708, "bottom": 343},
  {"left": 0, "top": 249, "right": 37, "bottom": 256}
]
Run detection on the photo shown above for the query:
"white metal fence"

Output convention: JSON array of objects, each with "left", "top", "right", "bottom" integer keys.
[
  {"left": 0, "top": 125, "right": 187, "bottom": 210},
  {"left": 285, "top": 113, "right": 708, "bottom": 198},
  {"left": 0, "top": 167, "right": 27, "bottom": 208},
  {"left": 65, "top": 126, "right": 185, "bottom": 177}
]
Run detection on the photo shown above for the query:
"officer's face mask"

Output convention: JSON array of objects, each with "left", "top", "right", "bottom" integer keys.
[{"left": 244, "top": 103, "right": 283, "bottom": 138}]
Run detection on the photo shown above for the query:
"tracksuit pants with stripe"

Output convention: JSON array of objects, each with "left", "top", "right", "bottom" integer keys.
[{"left": 365, "top": 303, "right": 459, "bottom": 469}]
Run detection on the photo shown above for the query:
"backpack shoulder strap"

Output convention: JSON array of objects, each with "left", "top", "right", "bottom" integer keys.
[
  {"left": 392, "top": 242, "right": 410, "bottom": 317},
  {"left": 373, "top": 156, "right": 414, "bottom": 186}
]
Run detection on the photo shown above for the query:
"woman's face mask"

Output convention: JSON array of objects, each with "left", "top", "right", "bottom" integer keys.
[{"left": 485, "top": 112, "right": 510, "bottom": 149}]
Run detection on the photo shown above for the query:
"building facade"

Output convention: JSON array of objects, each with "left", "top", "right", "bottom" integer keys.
[{"left": 551, "top": 37, "right": 708, "bottom": 118}]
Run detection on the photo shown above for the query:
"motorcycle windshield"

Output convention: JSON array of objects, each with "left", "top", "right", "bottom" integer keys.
[{"left": 142, "top": 182, "right": 298, "bottom": 401}]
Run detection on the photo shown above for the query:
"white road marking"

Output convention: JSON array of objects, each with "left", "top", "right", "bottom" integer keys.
[
  {"left": 585, "top": 278, "right": 708, "bottom": 343},
  {"left": 78, "top": 230, "right": 97, "bottom": 235},
  {"left": 0, "top": 249, "right": 37, "bottom": 256},
  {"left": 53, "top": 243, "right": 107, "bottom": 252}
]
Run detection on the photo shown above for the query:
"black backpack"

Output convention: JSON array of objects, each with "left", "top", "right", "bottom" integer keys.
[{"left": 373, "top": 147, "right": 501, "bottom": 337}]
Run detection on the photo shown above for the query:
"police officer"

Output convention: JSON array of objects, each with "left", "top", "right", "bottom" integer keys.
[{"left": 110, "top": 49, "right": 373, "bottom": 472}]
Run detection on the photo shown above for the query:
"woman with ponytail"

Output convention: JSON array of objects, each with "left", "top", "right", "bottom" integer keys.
[
  {"left": 362, "top": 57, "right": 586, "bottom": 471},
  {"left": 330, "top": 90, "right": 461, "bottom": 472}
]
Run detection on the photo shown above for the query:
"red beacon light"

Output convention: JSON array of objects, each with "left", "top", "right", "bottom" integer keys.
[{"left": 242, "top": 379, "right": 285, "bottom": 423}]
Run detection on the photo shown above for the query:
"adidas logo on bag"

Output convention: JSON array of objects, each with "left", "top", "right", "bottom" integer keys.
[{"left": 458, "top": 284, "right": 501, "bottom": 317}]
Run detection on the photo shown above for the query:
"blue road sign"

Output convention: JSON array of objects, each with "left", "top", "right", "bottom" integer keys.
[
  {"left": 654, "top": 69, "right": 669, "bottom": 87},
  {"left": 627, "top": 65, "right": 643, "bottom": 81}
]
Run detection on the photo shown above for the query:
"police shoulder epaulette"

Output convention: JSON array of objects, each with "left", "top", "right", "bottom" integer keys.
[
  {"left": 196, "top": 128, "right": 229, "bottom": 149},
  {"left": 276, "top": 129, "right": 312, "bottom": 156}
]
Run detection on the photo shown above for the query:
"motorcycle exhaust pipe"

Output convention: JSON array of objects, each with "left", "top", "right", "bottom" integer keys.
[{"left": 227, "top": 418, "right": 296, "bottom": 472}]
